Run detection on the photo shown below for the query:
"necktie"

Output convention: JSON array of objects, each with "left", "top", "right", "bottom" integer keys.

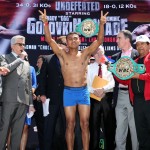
[{"left": 98, "top": 64, "right": 102, "bottom": 77}]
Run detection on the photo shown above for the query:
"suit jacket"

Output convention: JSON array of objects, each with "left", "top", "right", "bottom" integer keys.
[
  {"left": 0, "top": 76, "right": 2, "bottom": 96},
  {"left": 0, "top": 53, "right": 32, "bottom": 106},
  {"left": 39, "top": 54, "right": 64, "bottom": 105},
  {"left": 111, "top": 49, "right": 139, "bottom": 107}
]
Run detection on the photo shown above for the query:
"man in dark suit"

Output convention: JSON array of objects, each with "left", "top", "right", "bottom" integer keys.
[
  {"left": 87, "top": 46, "right": 115, "bottom": 150},
  {"left": 111, "top": 30, "right": 139, "bottom": 150},
  {"left": 39, "top": 36, "right": 67, "bottom": 150},
  {"left": 33, "top": 55, "right": 45, "bottom": 149},
  {"left": 0, "top": 35, "right": 35, "bottom": 150}
]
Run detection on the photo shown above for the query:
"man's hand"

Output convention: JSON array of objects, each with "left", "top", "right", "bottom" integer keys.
[
  {"left": 39, "top": 9, "right": 48, "bottom": 23},
  {"left": 0, "top": 67, "right": 10, "bottom": 75},
  {"left": 19, "top": 51, "right": 28, "bottom": 60},
  {"left": 40, "top": 95, "right": 47, "bottom": 103},
  {"left": 93, "top": 88, "right": 105, "bottom": 98},
  {"left": 130, "top": 68, "right": 140, "bottom": 79},
  {"left": 32, "top": 93, "right": 37, "bottom": 100},
  {"left": 100, "top": 11, "right": 109, "bottom": 25},
  {"left": 29, "top": 105, "right": 35, "bottom": 113},
  {"left": 132, "top": 73, "right": 140, "bottom": 79}
]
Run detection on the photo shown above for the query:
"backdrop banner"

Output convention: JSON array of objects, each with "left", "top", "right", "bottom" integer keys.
[{"left": 0, "top": 0, "right": 150, "bottom": 66}]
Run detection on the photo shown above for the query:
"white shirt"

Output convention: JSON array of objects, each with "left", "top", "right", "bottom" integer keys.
[
  {"left": 87, "top": 62, "right": 115, "bottom": 93},
  {"left": 11, "top": 52, "right": 24, "bottom": 62},
  {"left": 11, "top": 51, "right": 18, "bottom": 58}
]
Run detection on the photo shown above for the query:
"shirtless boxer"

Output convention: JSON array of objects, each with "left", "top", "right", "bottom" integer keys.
[{"left": 39, "top": 9, "right": 108, "bottom": 150}]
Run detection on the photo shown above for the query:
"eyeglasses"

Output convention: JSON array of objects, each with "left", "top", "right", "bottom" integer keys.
[{"left": 15, "top": 43, "right": 25, "bottom": 47}]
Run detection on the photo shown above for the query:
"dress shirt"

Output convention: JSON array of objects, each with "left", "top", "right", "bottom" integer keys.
[
  {"left": 121, "top": 47, "right": 132, "bottom": 57},
  {"left": 87, "top": 62, "right": 115, "bottom": 93},
  {"left": 11, "top": 51, "right": 18, "bottom": 58},
  {"left": 11, "top": 52, "right": 24, "bottom": 62}
]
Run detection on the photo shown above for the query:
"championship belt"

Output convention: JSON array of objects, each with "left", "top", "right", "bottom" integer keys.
[
  {"left": 75, "top": 18, "right": 99, "bottom": 37},
  {"left": 108, "top": 56, "right": 146, "bottom": 80}
]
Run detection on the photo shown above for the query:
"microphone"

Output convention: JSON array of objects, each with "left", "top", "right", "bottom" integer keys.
[{"left": 21, "top": 51, "right": 28, "bottom": 61}]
